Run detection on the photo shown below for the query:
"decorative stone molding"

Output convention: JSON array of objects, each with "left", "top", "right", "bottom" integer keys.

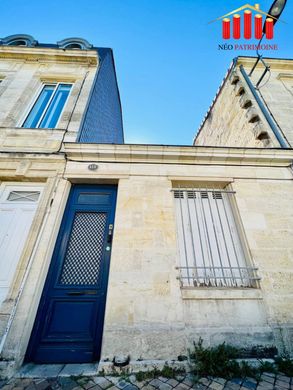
[
  {"left": 64, "top": 143, "right": 293, "bottom": 167},
  {"left": 238, "top": 57, "right": 293, "bottom": 72},
  {"left": 0, "top": 128, "right": 66, "bottom": 154},
  {"left": 235, "top": 82, "right": 245, "bottom": 96},
  {"left": 239, "top": 94, "right": 252, "bottom": 109},
  {"left": 0, "top": 46, "right": 98, "bottom": 65},
  {"left": 230, "top": 73, "right": 240, "bottom": 85},
  {"left": 0, "top": 34, "right": 38, "bottom": 47},
  {"left": 246, "top": 107, "right": 260, "bottom": 123},
  {"left": 0, "top": 153, "right": 65, "bottom": 179},
  {"left": 252, "top": 123, "right": 268, "bottom": 140},
  {"left": 277, "top": 73, "right": 293, "bottom": 80},
  {"left": 57, "top": 37, "right": 93, "bottom": 50}
]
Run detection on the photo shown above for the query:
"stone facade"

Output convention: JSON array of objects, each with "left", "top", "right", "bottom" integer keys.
[
  {"left": 194, "top": 57, "right": 293, "bottom": 148},
  {"left": 0, "top": 39, "right": 292, "bottom": 380},
  {"left": 0, "top": 40, "right": 99, "bottom": 377},
  {"left": 2, "top": 143, "right": 293, "bottom": 376},
  {"left": 0, "top": 45, "right": 98, "bottom": 143},
  {"left": 63, "top": 145, "right": 293, "bottom": 363}
]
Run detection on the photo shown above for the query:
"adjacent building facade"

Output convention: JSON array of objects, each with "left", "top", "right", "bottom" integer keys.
[
  {"left": 0, "top": 38, "right": 292, "bottom": 378},
  {"left": 195, "top": 56, "right": 293, "bottom": 148}
]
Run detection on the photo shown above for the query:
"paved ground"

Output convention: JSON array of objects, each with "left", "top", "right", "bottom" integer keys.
[{"left": 0, "top": 370, "right": 292, "bottom": 390}]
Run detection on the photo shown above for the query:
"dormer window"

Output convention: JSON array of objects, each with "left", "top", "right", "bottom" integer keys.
[
  {"left": 0, "top": 34, "right": 37, "bottom": 47},
  {"left": 7, "top": 39, "right": 28, "bottom": 46},
  {"left": 57, "top": 37, "right": 93, "bottom": 50},
  {"left": 64, "top": 43, "right": 83, "bottom": 50}
]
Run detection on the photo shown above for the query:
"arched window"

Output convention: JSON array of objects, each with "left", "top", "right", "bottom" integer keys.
[
  {"left": 7, "top": 40, "right": 28, "bottom": 46},
  {"left": 57, "top": 38, "right": 93, "bottom": 50},
  {"left": 0, "top": 34, "right": 37, "bottom": 47},
  {"left": 64, "top": 43, "right": 83, "bottom": 50}
]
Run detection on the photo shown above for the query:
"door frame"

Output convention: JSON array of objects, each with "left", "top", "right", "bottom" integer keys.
[{"left": 25, "top": 184, "right": 118, "bottom": 363}]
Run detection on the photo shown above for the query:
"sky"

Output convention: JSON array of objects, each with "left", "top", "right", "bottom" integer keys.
[{"left": 0, "top": 0, "right": 292, "bottom": 145}]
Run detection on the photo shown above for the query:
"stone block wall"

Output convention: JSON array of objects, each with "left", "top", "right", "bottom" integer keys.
[
  {"left": 102, "top": 172, "right": 292, "bottom": 359},
  {"left": 250, "top": 70, "right": 293, "bottom": 147},
  {"left": 70, "top": 146, "right": 293, "bottom": 361},
  {"left": 0, "top": 46, "right": 98, "bottom": 143},
  {"left": 0, "top": 142, "right": 292, "bottom": 375},
  {"left": 195, "top": 57, "right": 293, "bottom": 148}
]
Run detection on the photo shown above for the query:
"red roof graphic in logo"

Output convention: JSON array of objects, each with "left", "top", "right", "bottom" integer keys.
[{"left": 209, "top": 3, "right": 279, "bottom": 40}]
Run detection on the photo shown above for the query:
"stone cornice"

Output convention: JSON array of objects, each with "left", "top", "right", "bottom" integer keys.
[
  {"left": 238, "top": 56, "right": 293, "bottom": 71},
  {"left": 0, "top": 46, "right": 98, "bottom": 65},
  {"left": 64, "top": 143, "right": 293, "bottom": 166},
  {"left": 0, "top": 152, "right": 64, "bottom": 162},
  {"left": 0, "top": 153, "right": 65, "bottom": 178}
]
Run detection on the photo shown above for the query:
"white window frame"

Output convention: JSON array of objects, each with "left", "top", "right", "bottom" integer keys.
[
  {"left": 20, "top": 82, "right": 73, "bottom": 129},
  {"left": 173, "top": 185, "right": 259, "bottom": 289}
]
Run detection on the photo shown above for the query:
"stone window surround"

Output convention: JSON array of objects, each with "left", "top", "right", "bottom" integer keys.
[
  {"left": 170, "top": 177, "right": 260, "bottom": 300},
  {"left": 0, "top": 45, "right": 98, "bottom": 131},
  {"left": 19, "top": 81, "right": 74, "bottom": 129},
  {"left": 14, "top": 73, "right": 85, "bottom": 130}
]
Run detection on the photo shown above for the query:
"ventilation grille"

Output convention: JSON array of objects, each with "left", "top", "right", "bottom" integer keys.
[
  {"left": 187, "top": 191, "right": 196, "bottom": 199},
  {"left": 7, "top": 191, "right": 40, "bottom": 202},
  {"left": 212, "top": 192, "right": 223, "bottom": 200},
  {"left": 174, "top": 190, "right": 184, "bottom": 199},
  {"left": 173, "top": 190, "right": 223, "bottom": 200}
]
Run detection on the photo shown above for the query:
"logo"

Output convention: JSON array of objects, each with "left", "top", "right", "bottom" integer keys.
[
  {"left": 210, "top": 2, "right": 286, "bottom": 51},
  {"left": 210, "top": 3, "right": 277, "bottom": 40}
]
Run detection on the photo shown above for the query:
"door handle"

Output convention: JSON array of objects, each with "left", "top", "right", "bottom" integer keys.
[
  {"left": 107, "top": 224, "right": 114, "bottom": 243},
  {"left": 67, "top": 291, "right": 85, "bottom": 296},
  {"left": 67, "top": 291, "right": 97, "bottom": 296}
]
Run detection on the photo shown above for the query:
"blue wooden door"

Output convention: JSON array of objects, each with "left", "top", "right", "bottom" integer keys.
[{"left": 26, "top": 185, "right": 117, "bottom": 363}]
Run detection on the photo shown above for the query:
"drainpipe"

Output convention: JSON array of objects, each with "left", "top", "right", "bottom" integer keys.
[{"left": 239, "top": 65, "right": 289, "bottom": 148}]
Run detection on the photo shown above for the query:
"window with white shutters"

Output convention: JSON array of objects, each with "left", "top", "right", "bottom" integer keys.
[{"left": 173, "top": 187, "right": 259, "bottom": 288}]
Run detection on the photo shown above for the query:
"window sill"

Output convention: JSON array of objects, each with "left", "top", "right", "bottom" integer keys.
[{"left": 181, "top": 288, "right": 263, "bottom": 300}]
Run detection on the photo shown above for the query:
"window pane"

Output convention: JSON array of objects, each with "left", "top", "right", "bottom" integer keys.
[
  {"left": 22, "top": 85, "right": 54, "bottom": 128},
  {"left": 39, "top": 84, "right": 71, "bottom": 128}
]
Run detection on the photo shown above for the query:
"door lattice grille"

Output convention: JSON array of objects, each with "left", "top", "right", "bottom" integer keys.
[{"left": 59, "top": 212, "right": 107, "bottom": 285}]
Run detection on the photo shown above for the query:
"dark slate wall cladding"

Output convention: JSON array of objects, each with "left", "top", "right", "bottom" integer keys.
[{"left": 78, "top": 48, "right": 124, "bottom": 143}]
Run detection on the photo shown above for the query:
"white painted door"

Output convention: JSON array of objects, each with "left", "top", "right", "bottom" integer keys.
[{"left": 0, "top": 183, "right": 43, "bottom": 304}]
